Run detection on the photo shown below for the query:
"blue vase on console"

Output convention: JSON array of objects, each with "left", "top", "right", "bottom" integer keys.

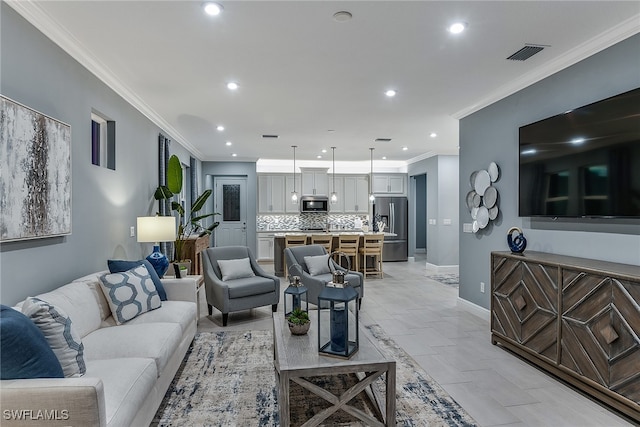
[{"left": 507, "top": 227, "right": 527, "bottom": 254}]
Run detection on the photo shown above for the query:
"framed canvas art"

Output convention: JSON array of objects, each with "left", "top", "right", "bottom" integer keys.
[{"left": 1, "top": 95, "right": 72, "bottom": 241}]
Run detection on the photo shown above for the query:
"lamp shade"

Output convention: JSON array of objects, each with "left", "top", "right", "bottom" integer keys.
[{"left": 137, "top": 216, "right": 176, "bottom": 243}]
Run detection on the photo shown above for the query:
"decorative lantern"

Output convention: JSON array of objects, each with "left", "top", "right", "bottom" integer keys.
[
  {"left": 284, "top": 264, "right": 308, "bottom": 317},
  {"left": 318, "top": 253, "right": 359, "bottom": 358}
]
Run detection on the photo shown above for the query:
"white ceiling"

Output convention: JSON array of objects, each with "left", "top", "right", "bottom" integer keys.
[{"left": 8, "top": 1, "right": 640, "bottom": 164}]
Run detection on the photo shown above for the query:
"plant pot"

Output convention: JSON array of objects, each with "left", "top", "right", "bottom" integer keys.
[{"left": 288, "top": 321, "right": 310, "bottom": 335}]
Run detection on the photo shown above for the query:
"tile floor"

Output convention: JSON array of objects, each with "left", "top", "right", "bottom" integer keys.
[{"left": 196, "top": 256, "right": 634, "bottom": 427}]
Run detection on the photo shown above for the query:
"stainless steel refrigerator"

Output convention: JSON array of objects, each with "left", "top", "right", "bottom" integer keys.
[{"left": 373, "top": 197, "right": 408, "bottom": 261}]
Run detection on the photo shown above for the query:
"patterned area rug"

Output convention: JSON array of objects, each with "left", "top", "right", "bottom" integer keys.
[
  {"left": 152, "top": 327, "right": 477, "bottom": 426},
  {"left": 425, "top": 273, "right": 460, "bottom": 288}
]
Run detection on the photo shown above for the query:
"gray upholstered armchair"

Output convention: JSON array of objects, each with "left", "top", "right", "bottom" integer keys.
[
  {"left": 201, "top": 246, "right": 280, "bottom": 326},
  {"left": 284, "top": 245, "right": 364, "bottom": 308}
]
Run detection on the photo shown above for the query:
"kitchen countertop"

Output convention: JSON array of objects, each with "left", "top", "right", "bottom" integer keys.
[{"left": 271, "top": 231, "right": 397, "bottom": 237}]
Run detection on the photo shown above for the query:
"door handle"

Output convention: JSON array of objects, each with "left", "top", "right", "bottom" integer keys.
[{"left": 390, "top": 203, "right": 395, "bottom": 233}]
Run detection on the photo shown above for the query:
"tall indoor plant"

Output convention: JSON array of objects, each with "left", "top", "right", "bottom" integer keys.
[{"left": 154, "top": 155, "right": 219, "bottom": 262}]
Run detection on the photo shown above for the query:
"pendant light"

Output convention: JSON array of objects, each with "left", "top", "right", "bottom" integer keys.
[
  {"left": 291, "top": 145, "right": 299, "bottom": 204},
  {"left": 369, "top": 147, "right": 376, "bottom": 203},
  {"left": 330, "top": 147, "right": 338, "bottom": 204}
]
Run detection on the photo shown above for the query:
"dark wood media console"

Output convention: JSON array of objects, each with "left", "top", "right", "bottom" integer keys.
[{"left": 491, "top": 251, "right": 640, "bottom": 422}]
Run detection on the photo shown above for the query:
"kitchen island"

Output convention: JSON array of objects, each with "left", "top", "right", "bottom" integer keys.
[{"left": 272, "top": 231, "right": 396, "bottom": 277}]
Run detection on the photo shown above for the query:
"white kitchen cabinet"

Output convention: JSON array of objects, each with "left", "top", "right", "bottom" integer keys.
[
  {"left": 258, "top": 175, "right": 286, "bottom": 213},
  {"left": 285, "top": 174, "right": 301, "bottom": 213},
  {"left": 301, "top": 168, "right": 328, "bottom": 196},
  {"left": 372, "top": 174, "right": 406, "bottom": 195},
  {"left": 257, "top": 233, "right": 275, "bottom": 260},
  {"left": 343, "top": 175, "right": 370, "bottom": 213}
]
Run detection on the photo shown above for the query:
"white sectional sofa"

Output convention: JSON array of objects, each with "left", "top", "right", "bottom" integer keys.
[{"left": 0, "top": 271, "right": 198, "bottom": 427}]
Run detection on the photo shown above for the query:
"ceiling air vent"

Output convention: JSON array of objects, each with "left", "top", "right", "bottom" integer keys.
[
  {"left": 262, "top": 134, "right": 279, "bottom": 139},
  {"left": 507, "top": 44, "right": 547, "bottom": 61},
  {"left": 375, "top": 138, "right": 392, "bottom": 142}
]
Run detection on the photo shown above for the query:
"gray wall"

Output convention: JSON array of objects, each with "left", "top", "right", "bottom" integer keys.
[
  {"left": 408, "top": 155, "right": 459, "bottom": 267},
  {"left": 201, "top": 162, "right": 258, "bottom": 255},
  {"left": 0, "top": 5, "right": 197, "bottom": 305},
  {"left": 459, "top": 34, "right": 640, "bottom": 309}
]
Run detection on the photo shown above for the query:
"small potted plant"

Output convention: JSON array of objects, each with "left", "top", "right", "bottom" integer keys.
[
  {"left": 287, "top": 308, "right": 310, "bottom": 335},
  {"left": 178, "top": 265, "right": 188, "bottom": 278}
]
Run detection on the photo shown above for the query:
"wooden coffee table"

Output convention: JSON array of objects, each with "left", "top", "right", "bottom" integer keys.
[{"left": 273, "top": 311, "right": 396, "bottom": 427}]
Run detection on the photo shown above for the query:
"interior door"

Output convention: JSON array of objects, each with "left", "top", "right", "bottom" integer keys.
[{"left": 214, "top": 177, "right": 247, "bottom": 247}]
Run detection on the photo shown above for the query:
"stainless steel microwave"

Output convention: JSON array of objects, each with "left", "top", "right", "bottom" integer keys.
[{"left": 300, "top": 196, "right": 329, "bottom": 213}]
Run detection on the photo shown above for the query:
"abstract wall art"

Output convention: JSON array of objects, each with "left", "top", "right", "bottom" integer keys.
[{"left": 1, "top": 95, "right": 71, "bottom": 241}]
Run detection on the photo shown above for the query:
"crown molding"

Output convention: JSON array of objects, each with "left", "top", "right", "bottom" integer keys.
[
  {"left": 5, "top": 0, "right": 204, "bottom": 159},
  {"left": 453, "top": 14, "right": 640, "bottom": 120}
]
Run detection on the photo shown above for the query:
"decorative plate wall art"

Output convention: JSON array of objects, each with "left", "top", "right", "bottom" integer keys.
[
  {"left": 1, "top": 95, "right": 71, "bottom": 241},
  {"left": 466, "top": 162, "right": 499, "bottom": 233}
]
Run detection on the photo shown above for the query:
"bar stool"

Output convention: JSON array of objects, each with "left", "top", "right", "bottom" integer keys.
[
  {"left": 359, "top": 233, "right": 384, "bottom": 279},
  {"left": 310, "top": 234, "right": 333, "bottom": 254},
  {"left": 284, "top": 234, "right": 308, "bottom": 277},
  {"left": 336, "top": 233, "right": 359, "bottom": 273}
]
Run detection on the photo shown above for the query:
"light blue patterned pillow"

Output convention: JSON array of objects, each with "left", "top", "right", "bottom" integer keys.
[
  {"left": 99, "top": 263, "right": 161, "bottom": 325},
  {"left": 21, "top": 297, "right": 86, "bottom": 378}
]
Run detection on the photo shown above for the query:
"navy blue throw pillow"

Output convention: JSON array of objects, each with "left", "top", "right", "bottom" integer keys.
[
  {"left": 0, "top": 305, "right": 64, "bottom": 380},
  {"left": 108, "top": 259, "right": 167, "bottom": 301}
]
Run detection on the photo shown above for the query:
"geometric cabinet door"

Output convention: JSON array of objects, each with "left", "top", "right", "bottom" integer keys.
[
  {"left": 492, "top": 256, "right": 559, "bottom": 364},
  {"left": 561, "top": 270, "right": 640, "bottom": 404},
  {"left": 492, "top": 251, "right": 640, "bottom": 421}
]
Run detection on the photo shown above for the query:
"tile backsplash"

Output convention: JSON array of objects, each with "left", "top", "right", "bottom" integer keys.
[{"left": 258, "top": 213, "right": 368, "bottom": 231}]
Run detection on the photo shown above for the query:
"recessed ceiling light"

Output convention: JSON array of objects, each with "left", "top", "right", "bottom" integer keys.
[
  {"left": 226, "top": 141, "right": 232, "bottom": 146},
  {"left": 333, "top": 11, "right": 353, "bottom": 22},
  {"left": 448, "top": 22, "right": 467, "bottom": 34},
  {"left": 317, "top": 155, "right": 322, "bottom": 159},
  {"left": 321, "top": 149, "right": 327, "bottom": 153},
  {"left": 402, "top": 147, "right": 408, "bottom": 151},
  {"left": 217, "top": 125, "right": 225, "bottom": 131},
  {"left": 226, "top": 82, "right": 239, "bottom": 90},
  {"left": 430, "top": 132, "right": 437, "bottom": 138},
  {"left": 327, "top": 129, "right": 335, "bottom": 133},
  {"left": 385, "top": 89, "right": 397, "bottom": 97},
  {"left": 203, "top": 2, "right": 223, "bottom": 16},
  {"left": 382, "top": 156, "right": 387, "bottom": 160},
  {"left": 231, "top": 153, "right": 237, "bottom": 157}
]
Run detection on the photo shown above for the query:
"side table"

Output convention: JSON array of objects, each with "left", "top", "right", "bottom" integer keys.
[
  {"left": 164, "top": 274, "right": 204, "bottom": 320},
  {"left": 191, "top": 275, "right": 205, "bottom": 320}
]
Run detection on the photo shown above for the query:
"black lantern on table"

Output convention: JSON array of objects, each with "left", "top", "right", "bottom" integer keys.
[
  {"left": 284, "top": 264, "right": 308, "bottom": 317},
  {"left": 317, "top": 252, "right": 359, "bottom": 358}
]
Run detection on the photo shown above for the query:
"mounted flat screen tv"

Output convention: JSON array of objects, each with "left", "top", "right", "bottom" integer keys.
[{"left": 518, "top": 87, "right": 640, "bottom": 218}]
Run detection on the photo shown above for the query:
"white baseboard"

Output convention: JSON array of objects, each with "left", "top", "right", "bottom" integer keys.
[
  {"left": 425, "top": 262, "right": 459, "bottom": 274},
  {"left": 457, "top": 297, "right": 491, "bottom": 322}
]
